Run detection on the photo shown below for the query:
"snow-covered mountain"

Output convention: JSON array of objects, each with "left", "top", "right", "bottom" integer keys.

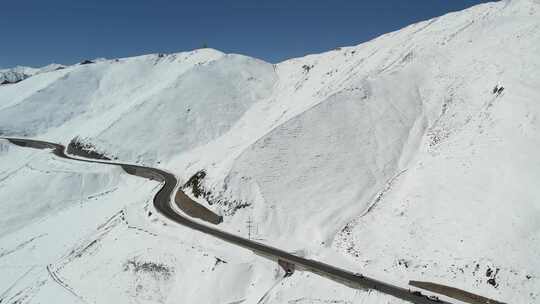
[
  {"left": 1, "top": 0, "right": 539, "bottom": 303},
  {"left": 0, "top": 64, "right": 65, "bottom": 85}
]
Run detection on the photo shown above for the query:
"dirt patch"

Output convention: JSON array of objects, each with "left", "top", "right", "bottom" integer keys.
[
  {"left": 409, "top": 280, "right": 506, "bottom": 304},
  {"left": 175, "top": 189, "right": 223, "bottom": 225}
]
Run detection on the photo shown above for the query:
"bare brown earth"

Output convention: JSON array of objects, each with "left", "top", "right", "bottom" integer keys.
[
  {"left": 409, "top": 281, "right": 507, "bottom": 304},
  {"left": 174, "top": 190, "right": 222, "bottom": 224}
]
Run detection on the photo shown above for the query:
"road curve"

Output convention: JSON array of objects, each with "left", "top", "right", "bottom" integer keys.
[{"left": 2, "top": 137, "right": 453, "bottom": 304}]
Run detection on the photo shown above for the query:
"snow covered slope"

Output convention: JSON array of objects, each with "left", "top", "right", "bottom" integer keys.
[{"left": 1, "top": 0, "right": 539, "bottom": 303}]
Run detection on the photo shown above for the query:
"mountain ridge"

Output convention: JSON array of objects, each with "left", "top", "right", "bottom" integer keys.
[{"left": 0, "top": 1, "right": 539, "bottom": 303}]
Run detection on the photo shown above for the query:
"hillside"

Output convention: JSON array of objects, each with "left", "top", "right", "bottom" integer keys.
[{"left": 1, "top": 0, "right": 539, "bottom": 303}]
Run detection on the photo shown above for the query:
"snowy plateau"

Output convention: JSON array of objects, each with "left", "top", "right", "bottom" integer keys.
[{"left": 0, "top": 0, "right": 539, "bottom": 303}]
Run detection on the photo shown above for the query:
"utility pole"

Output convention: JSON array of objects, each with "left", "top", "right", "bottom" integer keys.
[{"left": 246, "top": 216, "right": 253, "bottom": 240}]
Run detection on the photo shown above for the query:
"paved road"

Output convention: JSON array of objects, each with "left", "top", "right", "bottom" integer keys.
[{"left": 2, "top": 137, "right": 454, "bottom": 304}]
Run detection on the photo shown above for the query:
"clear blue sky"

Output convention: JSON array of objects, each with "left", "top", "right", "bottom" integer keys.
[{"left": 1, "top": 0, "right": 493, "bottom": 68}]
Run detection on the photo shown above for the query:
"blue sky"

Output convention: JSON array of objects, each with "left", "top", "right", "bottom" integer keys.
[{"left": 0, "top": 0, "right": 493, "bottom": 68}]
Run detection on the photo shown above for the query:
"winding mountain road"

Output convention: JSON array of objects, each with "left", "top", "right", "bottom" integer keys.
[{"left": 2, "top": 137, "right": 454, "bottom": 304}]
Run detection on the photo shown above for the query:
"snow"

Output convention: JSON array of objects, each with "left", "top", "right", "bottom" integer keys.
[
  {"left": 1, "top": 0, "right": 539, "bottom": 303},
  {"left": 0, "top": 64, "right": 65, "bottom": 85}
]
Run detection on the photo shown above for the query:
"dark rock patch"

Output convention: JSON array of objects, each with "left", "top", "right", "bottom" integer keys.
[
  {"left": 124, "top": 259, "right": 173, "bottom": 280},
  {"left": 182, "top": 170, "right": 251, "bottom": 216},
  {"left": 80, "top": 60, "right": 95, "bottom": 65},
  {"left": 67, "top": 136, "right": 114, "bottom": 160}
]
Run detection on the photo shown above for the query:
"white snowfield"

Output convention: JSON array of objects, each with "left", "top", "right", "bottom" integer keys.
[{"left": 1, "top": 0, "right": 539, "bottom": 303}]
